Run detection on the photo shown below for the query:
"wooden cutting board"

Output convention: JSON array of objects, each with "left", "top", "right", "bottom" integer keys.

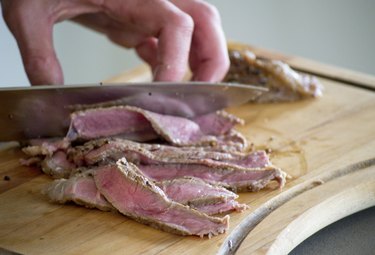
[{"left": 0, "top": 43, "right": 374, "bottom": 255}]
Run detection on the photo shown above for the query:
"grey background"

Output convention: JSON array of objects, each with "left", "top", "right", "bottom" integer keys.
[{"left": 1, "top": 0, "right": 375, "bottom": 87}]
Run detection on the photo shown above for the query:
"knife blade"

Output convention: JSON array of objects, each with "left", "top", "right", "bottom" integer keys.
[{"left": 0, "top": 82, "right": 265, "bottom": 141}]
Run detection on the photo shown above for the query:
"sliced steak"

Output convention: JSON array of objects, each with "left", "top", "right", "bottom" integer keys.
[
  {"left": 67, "top": 106, "right": 158, "bottom": 142},
  {"left": 157, "top": 177, "right": 248, "bottom": 215},
  {"left": 194, "top": 200, "right": 248, "bottom": 215},
  {"left": 93, "top": 159, "right": 229, "bottom": 237},
  {"left": 193, "top": 111, "right": 243, "bottom": 135},
  {"left": 43, "top": 173, "right": 112, "bottom": 211},
  {"left": 72, "top": 139, "right": 267, "bottom": 170},
  {"left": 157, "top": 177, "right": 238, "bottom": 206},
  {"left": 71, "top": 139, "right": 285, "bottom": 191},
  {"left": 41, "top": 151, "right": 75, "bottom": 179},
  {"left": 224, "top": 50, "right": 324, "bottom": 102},
  {"left": 67, "top": 106, "right": 246, "bottom": 149},
  {"left": 139, "top": 163, "right": 286, "bottom": 192}
]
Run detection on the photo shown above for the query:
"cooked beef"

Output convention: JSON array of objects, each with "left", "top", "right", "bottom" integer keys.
[
  {"left": 67, "top": 106, "right": 158, "bottom": 142},
  {"left": 43, "top": 171, "right": 245, "bottom": 215},
  {"left": 94, "top": 159, "right": 229, "bottom": 237},
  {"left": 224, "top": 50, "right": 324, "bottom": 102},
  {"left": 43, "top": 173, "right": 113, "bottom": 211},
  {"left": 22, "top": 138, "right": 70, "bottom": 157},
  {"left": 157, "top": 177, "right": 238, "bottom": 205},
  {"left": 71, "top": 138, "right": 267, "bottom": 170},
  {"left": 67, "top": 106, "right": 246, "bottom": 149},
  {"left": 40, "top": 151, "right": 75, "bottom": 179},
  {"left": 71, "top": 93, "right": 196, "bottom": 118},
  {"left": 69, "top": 138, "right": 286, "bottom": 191},
  {"left": 193, "top": 111, "right": 243, "bottom": 135},
  {"left": 158, "top": 177, "right": 248, "bottom": 215},
  {"left": 138, "top": 163, "right": 285, "bottom": 192},
  {"left": 194, "top": 200, "right": 247, "bottom": 215}
]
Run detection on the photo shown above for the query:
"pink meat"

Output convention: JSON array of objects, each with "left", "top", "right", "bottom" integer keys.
[
  {"left": 194, "top": 200, "right": 248, "bottom": 215},
  {"left": 41, "top": 151, "right": 75, "bottom": 179},
  {"left": 43, "top": 174, "right": 112, "bottom": 211},
  {"left": 67, "top": 106, "right": 157, "bottom": 141},
  {"left": 73, "top": 139, "right": 267, "bottom": 170},
  {"left": 67, "top": 106, "right": 246, "bottom": 149},
  {"left": 93, "top": 159, "right": 229, "bottom": 237},
  {"left": 138, "top": 164, "right": 286, "bottom": 192},
  {"left": 157, "top": 177, "right": 238, "bottom": 205},
  {"left": 193, "top": 111, "right": 244, "bottom": 135}
]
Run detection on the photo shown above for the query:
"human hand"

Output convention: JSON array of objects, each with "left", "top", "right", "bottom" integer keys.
[{"left": 1, "top": 0, "right": 229, "bottom": 85}]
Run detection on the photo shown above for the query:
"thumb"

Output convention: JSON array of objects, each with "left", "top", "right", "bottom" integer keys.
[{"left": 4, "top": 8, "right": 63, "bottom": 85}]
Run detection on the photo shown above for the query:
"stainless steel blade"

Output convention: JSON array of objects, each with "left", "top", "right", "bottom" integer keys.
[{"left": 0, "top": 82, "right": 265, "bottom": 141}]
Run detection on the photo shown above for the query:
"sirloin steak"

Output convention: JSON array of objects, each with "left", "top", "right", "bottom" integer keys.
[{"left": 94, "top": 158, "right": 229, "bottom": 237}]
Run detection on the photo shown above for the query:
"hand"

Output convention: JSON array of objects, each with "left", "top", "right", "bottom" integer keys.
[{"left": 1, "top": 0, "right": 230, "bottom": 85}]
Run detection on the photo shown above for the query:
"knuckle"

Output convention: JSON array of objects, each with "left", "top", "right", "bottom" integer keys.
[
  {"left": 169, "top": 11, "right": 194, "bottom": 33},
  {"left": 195, "top": 2, "right": 221, "bottom": 23}
]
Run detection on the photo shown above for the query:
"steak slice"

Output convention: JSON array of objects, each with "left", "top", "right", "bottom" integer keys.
[
  {"left": 193, "top": 111, "right": 243, "bottom": 136},
  {"left": 157, "top": 177, "right": 248, "bottom": 215},
  {"left": 194, "top": 200, "right": 247, "bottom": 215},
  {"left": 139, "top": 163, "right": 286, "bottom": 192},
  {"left": 43, "top": 173, "right": 112, "bottom": 211},
  {"left": 41, "top": 151, "right": 75, "bottom": 179},
  {"left": 67, "top": 106, "right": 158, "bottom": 142},
  {"left": 157, "top": 177, "right": 238, "bottom": 205},
  {"left": 72, "top": 139, "right": 268, "bottom": 170},
  {"left": 67, "top": 106, "right": 246, "bottom": 149},
  {"left": 93, "top": 159, "right": 229, "bottom": 237},
  {"left": 224, "top": 49, "right": 324, "bottom": 102}
]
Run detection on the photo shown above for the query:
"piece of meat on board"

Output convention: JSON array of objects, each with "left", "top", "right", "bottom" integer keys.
[
  {"left": 94, "top": 159, "right": 229, "bottom": 237},
  {"left": 224, "top": 50, "right": 323, "bottom": 102},
  {"left": 43, "top": 173, "right": 113, "bottom": 211},
  {"left": 157, "top": 177, "right": 248, "bottom": 214},
  {"left": 139, "top": 163, "right": 286, "bottom": 192},
  {"left": 72, "top": 139, "right": 270, "bottom": 170},
  {"left": 67, "top": 106, "right": 246, "bottom": 149}
]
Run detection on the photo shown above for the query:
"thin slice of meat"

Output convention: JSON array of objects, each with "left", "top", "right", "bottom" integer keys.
[
  {"left": 193, "top": 111, "right": 244, "bottom": 136},
  {"left": 22, "top": 138, "right": 70, "bottom": 157},
  {"left": 71, "top": 139, "right": 268, "bottom": 170},
  {"left": 157, "top": 177, "right": 238, "bottom": 205},
  {"left": 67, "top": 106, "right": 246, "bottom": 149},
  {"left": 157, "top": 177, "right": 248, "bottom": 215},
  {"left": 224, "top": 50, "right": 324, "bottom": 102},
  {"left": 70, "top": 138, "right": 286, "bottom": 191},
  {"left": 138, "top": 163, "right": 286, "bottom": 192},
  {"left": 194, "top": 200, "right": 247, "bottom": 215},
  {"left": 93, "top": 159, "right": 229, "bottom": 237},
  {"left": 42, "top": 173, "right": 112, "bottom": 211},
  {"left": 41, "top": 151, "right": 75, "bottom": 179},
  {"left": 50, "top": 168, "right": 245, "bottom": 215},
  {"left": 67, "top": 106, "right": 158, "bottom": 142}
]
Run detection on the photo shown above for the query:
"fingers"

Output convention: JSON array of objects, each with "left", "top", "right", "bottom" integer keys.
[
  {"left": 104, "top": 0, "right": 194, "bottom": 81},
  {"left": 152, "top": 8, "right": 194, "bottom": 81},
  {"left": 135, "top": 38, "right": 159, "bottom": 70},
  {"left": 171, "top": 0, "right": 230, "bottom": 82},
  {"left": 2, "top": 1, "right": 63, "bottom": 85}
]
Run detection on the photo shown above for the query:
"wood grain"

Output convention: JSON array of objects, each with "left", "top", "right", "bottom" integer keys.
[{"left": 0, "top": 45, "right": 374, "bottom": 255}]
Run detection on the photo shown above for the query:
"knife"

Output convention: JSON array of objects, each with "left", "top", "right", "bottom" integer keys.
[{"left": 0, "top": 82, "right": 265, "bottom": 141}]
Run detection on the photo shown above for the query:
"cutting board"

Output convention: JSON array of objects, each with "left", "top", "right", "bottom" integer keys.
[{"left": 0, "top": 43, "right": 374, "bottom": 255}]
